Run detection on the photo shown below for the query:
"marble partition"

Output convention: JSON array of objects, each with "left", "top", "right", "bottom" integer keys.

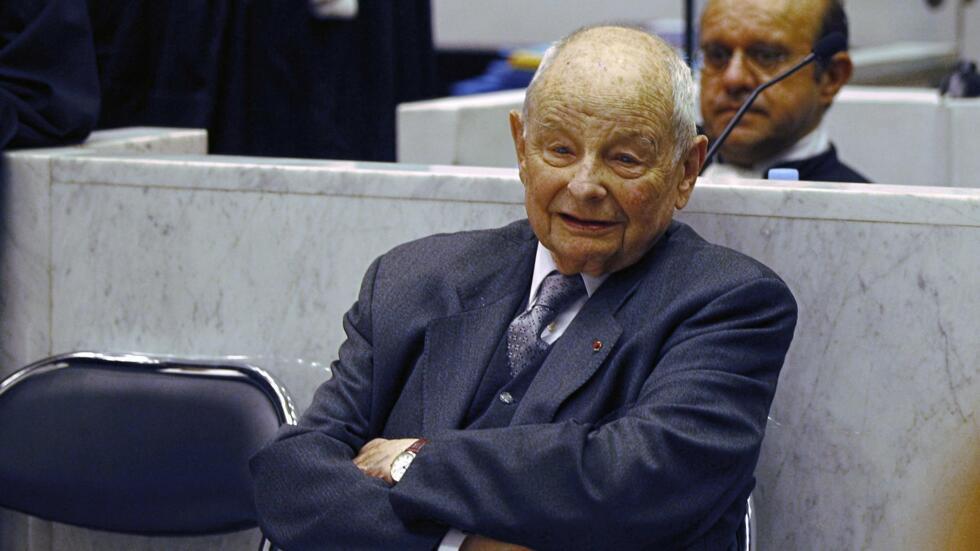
[
  {"left": 825, "top": 86, "right": 946, "bottom": 186},
  {"left": 1, "top": 128, "right": 206, "bottom": 376},
  {"left": 397, "top": 86, "right": 980, "bottom": 188},
  {"left": 397, "top": 89, "right": 523, "bottom": 168},
  {"left": 21, "top": 151, "right": 979, "bottom": 550},
  {"left": 47, "top": 154, "right": 524, "bottom": 411},
  {"left": 950, "top": 99, "right": 980, "bottom": 189}
]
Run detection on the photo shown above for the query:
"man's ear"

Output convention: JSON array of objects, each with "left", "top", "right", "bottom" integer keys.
[
  {"left": 818, "top": 51, "right": 853, "bottom": 106},
  {"left": 675, "top": 134, "right": 708, "bottom": 210},
  {"left": 509, "top": 110, "right": 528, "bottom": 180}
]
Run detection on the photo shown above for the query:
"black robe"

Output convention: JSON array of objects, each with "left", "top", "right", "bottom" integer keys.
[
  {"left": 766, "top": 145, "right": 871, "bottom": 183},
  {"left": 705, "top": 144, "right": 871, "bottom": 183},
  {"left": 0, "top": 0, "right": 100, "bottom": 150},
  {"left": 89, "top": 0, "right": 436, "bottom": 161}
]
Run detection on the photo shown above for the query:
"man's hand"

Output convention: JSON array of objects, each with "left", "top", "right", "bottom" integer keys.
[
  {"left": 460, "top": 535, "right": 533, "bottom": 551},
  {"left": 353, "top": 438, "right": 418, "bottom": 484}
]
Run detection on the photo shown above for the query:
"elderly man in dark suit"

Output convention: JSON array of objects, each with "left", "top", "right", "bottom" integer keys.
[{"left": 251, "top": 25, "right": 797, "bottom": 550}]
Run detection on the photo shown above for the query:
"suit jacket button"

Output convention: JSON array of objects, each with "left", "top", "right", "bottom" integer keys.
[
  {"left": 592, "top": 339, "right": 603, "bottom": 352},
  {"left": 499, "top": 392, "right": 514, "bottom": 404}
]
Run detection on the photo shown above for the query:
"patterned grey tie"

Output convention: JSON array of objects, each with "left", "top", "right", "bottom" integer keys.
[{"left": 507, "top": 271, "right": 586, "bottom": 376}]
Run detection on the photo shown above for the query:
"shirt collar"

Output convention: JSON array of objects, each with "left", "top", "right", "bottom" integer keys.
[
  {"left": 765, "top": 118, "right": 831, "bottom": 168},
  {"left": 706, "top": 118, "right": 831, "bottom": 177},
  {"left": 529, "top": 242, "right": 607, "bottom": 305}
]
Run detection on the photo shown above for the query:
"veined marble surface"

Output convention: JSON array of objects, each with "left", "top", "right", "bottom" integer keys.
[
  {"left": 5, "top": 148, "right": 980, "bottom": 550},
  {"left": 679, "top": 212, "right": 980, "bottom": 550},
  {"left": 1, "top": 128, "right": 207, "bottom": 376},
  {"left": 50, "top": 180, "right": 524, "bottom": 410}
]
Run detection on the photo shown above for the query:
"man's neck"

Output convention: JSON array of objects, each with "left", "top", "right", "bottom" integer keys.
[{"left": 709, "top": 120, "right": 831, "bottom": 177}]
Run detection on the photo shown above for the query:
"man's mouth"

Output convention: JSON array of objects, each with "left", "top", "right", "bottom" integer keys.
[
  {"left": 717, "top": 104, "right": 766, "bottom": 117},
  {"left": 559, "top": 213, "right": 618, "bottom": 231}
]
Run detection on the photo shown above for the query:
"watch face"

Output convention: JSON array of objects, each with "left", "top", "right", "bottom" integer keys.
[{"left": 391, "top": 451, "right": 415, "bottom": 482}]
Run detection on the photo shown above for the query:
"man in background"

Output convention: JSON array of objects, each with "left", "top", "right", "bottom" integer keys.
[{"left": 699, "top": 0, "right": 869, "bottom": 182}]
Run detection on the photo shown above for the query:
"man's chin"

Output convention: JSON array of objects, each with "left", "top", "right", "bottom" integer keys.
[
  {"left": 717, "top": 136, "right": 771, "bottom": 167},
  {"left": 549, "top": 247, "right": 615, "bottom": 276}
]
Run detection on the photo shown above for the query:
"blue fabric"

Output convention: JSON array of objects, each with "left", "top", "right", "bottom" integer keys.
[
  {"left": 450, "top": 59, "right": 534, "bottom": 96},
  {"left": 88, "top": 0, "right": 436, "bottom": 160},
  {"left": 0, "top": 0, "right": 99, "bottom": 150},
  {"left": 0, "top": 363, "right": 281, "bottom": 534}
]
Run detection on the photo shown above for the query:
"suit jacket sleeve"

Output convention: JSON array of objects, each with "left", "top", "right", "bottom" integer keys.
[
  {"left": 249, "top": 257, "right": 443, "bottom": 550},
  {"left": 389, "top": 276, "right": 797, "bottom": 550}
]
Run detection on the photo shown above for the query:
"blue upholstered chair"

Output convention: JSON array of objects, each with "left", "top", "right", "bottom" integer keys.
[{"left": 0, "top": 352, "right": 295, "bottom": 549}]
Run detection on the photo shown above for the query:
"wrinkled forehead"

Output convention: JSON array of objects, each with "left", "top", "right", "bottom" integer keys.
[
  {"left": 701, "top": 0, "right": 826, "bottom": 43},
  {"left": 527, "top": 33, "right": 674, "bottom": 127}
]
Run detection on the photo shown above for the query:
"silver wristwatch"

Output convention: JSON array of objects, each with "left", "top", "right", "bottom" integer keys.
[{"left": 390, "top": 438, "right": 428, "bottom": 483}]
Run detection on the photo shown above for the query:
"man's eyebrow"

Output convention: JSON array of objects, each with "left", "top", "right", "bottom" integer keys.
[
  {"left": 610, "top": 129, "right": 658, "bottom": 148},
  {"left": 747, "top": 41, "right": 789, "bottom": 51}
]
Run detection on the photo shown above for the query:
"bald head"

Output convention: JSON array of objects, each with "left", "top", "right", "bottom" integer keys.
[
  {"left": 702, "top": 0, "right": 848, "bottom": 52},
  {"left": 522, "top": 26, "right": 697, "bottom": 162}
]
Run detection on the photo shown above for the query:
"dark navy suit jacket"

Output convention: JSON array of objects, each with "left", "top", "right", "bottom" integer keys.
[
  {"left": 250, "top": 219, "right": 798, "bottom": 550},
  {"left": 767, "top": 145, "right": 870, "bottom": 183}
]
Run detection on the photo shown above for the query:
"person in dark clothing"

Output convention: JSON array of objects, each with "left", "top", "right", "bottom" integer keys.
[
  {"left": 0, "top": 0, "right": 100, "bottom": 150},
  {"left": 88, "top": 0, "right": 436, "bottom": 161},
  {"left": 698, "top": 0, "right": 869, "bottom": 183}
]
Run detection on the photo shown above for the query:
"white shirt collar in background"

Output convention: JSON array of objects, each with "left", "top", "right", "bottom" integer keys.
[{"left": 702, "top": 118, "right": 831, "bottom": 181}]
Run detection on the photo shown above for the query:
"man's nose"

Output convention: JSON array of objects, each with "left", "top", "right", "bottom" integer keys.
[
  {"left": 720, "top": 50, "right": 758, "bottom": 98},
  {"left": 567, "top": 159, "right": 608, "bottom": 201}
]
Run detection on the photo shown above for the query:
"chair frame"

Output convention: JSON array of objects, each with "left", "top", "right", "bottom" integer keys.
[
  {"left": 0, "top": 351, "right": 297, "bottom": 426},
  {"left": 743, "top": 493, "right": 757, "bottom": 551}
]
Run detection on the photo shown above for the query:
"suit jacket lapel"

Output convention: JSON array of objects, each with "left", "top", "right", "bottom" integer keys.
[
  {"left": 512, "top": 298, "right": 622, "bottom": 425},
  {"left": 421, "top": 226, "right": 536, "bottom": 433},
  {"left": 512, "top": 223, "right": 677, "bottom": 424}
]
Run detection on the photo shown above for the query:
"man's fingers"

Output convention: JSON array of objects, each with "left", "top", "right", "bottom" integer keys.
[{"left": 358, "top": 438, "right": 385, "bottom": 455}]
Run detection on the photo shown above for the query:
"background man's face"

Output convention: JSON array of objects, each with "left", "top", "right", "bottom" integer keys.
[
  {"left": 511, "top": 80, "right": 692, "bottom": 277},
  {"left": 699, "top": 0, "right": 827, "bottom": 166}
]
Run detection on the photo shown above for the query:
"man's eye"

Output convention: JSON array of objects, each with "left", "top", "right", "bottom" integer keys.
[
  {"left": 701, "top": 45, "right": 730, "bottom": 69},
  {"left": 748, "top": 46, "right": 787, "bottom": 69},
  {"left": 552, "top": 146, "right": 572, "bottom": 155},
  {"left": 615, "top": 154, "right": 639, "bottom": 165}
]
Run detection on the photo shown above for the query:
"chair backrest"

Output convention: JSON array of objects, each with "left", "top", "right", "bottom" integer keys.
[{"left": 0, "top": 351, "right": 296, "bottom": 536}]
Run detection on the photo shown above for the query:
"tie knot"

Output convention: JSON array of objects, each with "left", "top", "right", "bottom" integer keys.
[{"left": 535, "top": 271, "right": 586, "bottom": 313}]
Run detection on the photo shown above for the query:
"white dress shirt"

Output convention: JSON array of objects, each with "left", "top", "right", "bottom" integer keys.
[
  {"left": 701, "top": 119, "right": 831, "bottom": 182},
  {"left": 437, "top": 242, "right": 608, "bottom": 550}
]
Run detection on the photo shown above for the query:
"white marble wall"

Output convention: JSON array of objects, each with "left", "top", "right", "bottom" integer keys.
[
  {"left": 46, "top": 154, "right": 525, "bottom": 412},
  {"left": 397, "top": 86, "right": 980, "bottom": 188},
  {"left": 4, "top": 149, "right": 974, "bottom": 549},
  {"left": 1, "top": 128, "right": 207, "bottom": 376}
]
